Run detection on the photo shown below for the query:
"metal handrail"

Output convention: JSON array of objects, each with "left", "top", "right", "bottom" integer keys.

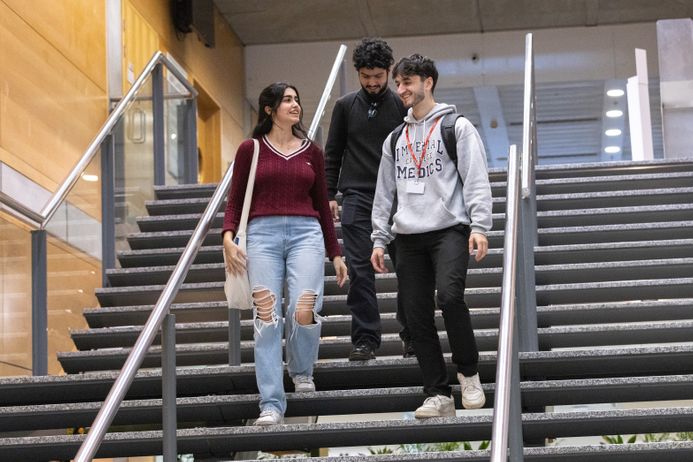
[
  {"left": 74, "top": 44, "right": 347, "bottom": 461},
  {"left": 490, "top": 32, "right": 537, "bottom": 461},
  {"left": 0, "top": 51, "right": 197, "bottom": 229},
  {"left": 308, "top": 44, "right": 347, "bottom": 139},
  {"left": 489, "top": 145, "right": 523, "bottom": 460}
]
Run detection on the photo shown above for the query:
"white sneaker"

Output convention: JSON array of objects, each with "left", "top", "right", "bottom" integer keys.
[
  {"left": 458, "top": 372, "right": 486, "bottom": 409},
  {"left": 414, "top": 394, "right": 456, "bottom": 419},
  {"left": 292, "top": 375, "right": 315, "bottom": 392},
  {"left": 255, "top": 408, "right": 283, "bottom": 426}
]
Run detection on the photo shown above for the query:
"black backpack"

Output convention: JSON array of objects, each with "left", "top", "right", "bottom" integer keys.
[{"left": 389, "top": 112, "right": 464, "bottom": 164}]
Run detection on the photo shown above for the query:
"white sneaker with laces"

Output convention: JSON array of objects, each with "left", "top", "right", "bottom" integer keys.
[
  {"left": 414, "top": 394, "right": 456, "bottom": 419},
  {"left": 458, "top": 372, "right": 486, "bottom": 409},
  {"left": 255, "top": 408, "right": 283, "bottom": 426},
  {"left": 292, "top": 375, "right": 315, "bottom": 392}
]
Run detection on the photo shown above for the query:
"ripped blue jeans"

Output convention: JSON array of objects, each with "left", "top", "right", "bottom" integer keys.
[{"left": 246, "top": 216, "right": 325, "bottom": 416}]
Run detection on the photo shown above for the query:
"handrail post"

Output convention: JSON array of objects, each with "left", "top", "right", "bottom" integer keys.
[
  {"left": 101, "top": 134, "right": 116, "bottom": 285},
  {"left": 153, "top": 63, "right": 166, "bottom": 186},
  {"left": 162, "top": 313, "right": 177, "bottom": 461},
  {"left": 184, "top": 97, "right": 199, "bottom": 184},
  {"left": 31, "top": 229, "right": 48, "bottom": 376},
  {"left": 518, "top": 32, "right": 538, "bottom": 353},
  {"left": 228, "top": 308, "right": 241, "bottom": 366},
  {"left": 508, "top": 315, "right": 524, "bottom": 461}
]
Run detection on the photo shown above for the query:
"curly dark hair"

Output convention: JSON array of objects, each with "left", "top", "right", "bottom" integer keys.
[{"left": 352, "top": 37, "right": 395, "bottom": 71}]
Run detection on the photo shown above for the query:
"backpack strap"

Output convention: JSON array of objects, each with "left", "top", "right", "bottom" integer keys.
[
  {"left": 440, "top": 113, "right": 464, "bottom": 163},
  {"left": 389, "top": 122, "right": 406, "bottom": 160}
]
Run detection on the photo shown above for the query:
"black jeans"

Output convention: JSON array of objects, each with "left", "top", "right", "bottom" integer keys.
[
  {"left": 341, "top": 192, "right": 410, "bottom": 347},
  {"left": 396, "top": 224, "right": 479, "bottom": 397}
]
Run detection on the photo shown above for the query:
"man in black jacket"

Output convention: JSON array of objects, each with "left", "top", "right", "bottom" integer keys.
[{"left": 325, "top": 38, "right": 411, "bottom": 360}]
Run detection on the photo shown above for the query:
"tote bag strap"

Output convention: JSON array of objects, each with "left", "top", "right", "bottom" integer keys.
[{"left": 236, "top": 139, "right": 260, "bottom": 238}]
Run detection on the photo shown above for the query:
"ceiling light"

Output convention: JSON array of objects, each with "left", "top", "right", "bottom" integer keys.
[
  {"left": 605, "top": 128, "right": 622, "bottom": 137},
  {"left": 606, "top": 89, "right": 625, "bottom": 97},
  {"left": 605, "top": 146, "right": 621, "bottom": 154},
  {"left": 606, "top": 110, "right": 623, "bottom": 118},
  {"left": 81, "top": 173, "right": 99, "bottom": 182}
]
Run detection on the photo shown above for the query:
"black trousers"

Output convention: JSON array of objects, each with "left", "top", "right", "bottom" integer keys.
[
  {"left": 395, "top": 224, "right": 479, "bottom": 397},
  {"left": 341, "top": 191, "right": 410, "bottom": 347}
]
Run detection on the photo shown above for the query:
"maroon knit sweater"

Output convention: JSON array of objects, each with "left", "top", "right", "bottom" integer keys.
[{"left": 222, "top": 136, "right": 341, "bottom": 259}]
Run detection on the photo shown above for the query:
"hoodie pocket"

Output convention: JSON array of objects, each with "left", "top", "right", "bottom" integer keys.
[{"left": 393, "top": 198, "right": 457, "bottom": 233}]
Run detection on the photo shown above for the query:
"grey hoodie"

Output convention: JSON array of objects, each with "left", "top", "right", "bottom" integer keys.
[{"left": 371, "top": 103, "right": 493, "bottom": 248}]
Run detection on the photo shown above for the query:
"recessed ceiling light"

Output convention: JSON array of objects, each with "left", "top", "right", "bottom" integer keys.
[
  {"left": 81, "top": 173, "right": 99, "bottom": 182},
  {"left": 607, "top": 89, "right": 625, "bottom": 97},
  {"left": 605, "top": 128, "right": 622, "bottom": 137},
  {"left": 606, "top": 110, "right": 623, "bottom": 118},
  {"left": 605, "top": 146, "right": 621, "bottom": 154}
]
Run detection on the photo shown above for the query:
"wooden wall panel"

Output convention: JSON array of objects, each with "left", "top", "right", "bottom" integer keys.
[
  {"left": 0, "top": 1, "right": 107, "bottom": 192},
  {"left": 122, "top": 0, "right": 159, "bottom": 91},
  {"left": 2, "top": 0, "right": 107, "bottom": 90},
  {"left": 128, "top": 0, "right": 246, "bottom": 164}
]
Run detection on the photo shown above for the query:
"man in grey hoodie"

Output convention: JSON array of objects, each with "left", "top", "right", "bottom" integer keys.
[{"left": 370, "top": 54, "right": 492, "bottom": 418}]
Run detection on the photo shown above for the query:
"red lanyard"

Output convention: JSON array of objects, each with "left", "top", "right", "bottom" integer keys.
[{"left": 405, "top": 117, "right": 441, "bottom": 170}]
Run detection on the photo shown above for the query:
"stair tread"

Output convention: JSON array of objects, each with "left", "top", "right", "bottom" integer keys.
[
  {"left": 1, "top": 407, "right": 692, "bottom": 461},
  {"left": 4, "top": 344, "right": 693, "bottom": 404},
  {"left": 3, "top": 375, "right": 693, "bottom": 431}
]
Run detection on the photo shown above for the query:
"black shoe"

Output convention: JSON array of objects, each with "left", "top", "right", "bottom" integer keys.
[
  {"left": 402, "top": 340, "right": 416, "bottom": 358},
  {"left": 349, "top": 342, "right": 376, "bottom": 361}
]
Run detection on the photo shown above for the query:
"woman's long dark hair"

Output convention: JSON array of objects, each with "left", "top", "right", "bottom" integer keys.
[{"left": 252, "top": 82, "right": 310, "bottom": 140}]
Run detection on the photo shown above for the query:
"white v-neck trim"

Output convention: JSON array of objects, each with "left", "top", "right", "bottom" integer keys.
[{"left": 263, "top": 136, "right": 310, "bottom": 160}]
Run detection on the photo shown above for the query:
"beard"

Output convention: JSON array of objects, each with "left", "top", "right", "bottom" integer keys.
[
  {"left": 362, "top": 82, "right": 387, "bottom": 96},
  {"left": 402, "top": 90, "right": 425, "bottom": 108}
]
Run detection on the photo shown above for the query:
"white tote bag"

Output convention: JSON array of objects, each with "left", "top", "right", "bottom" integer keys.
[{"left": 224, "top": 139, "right": 259, "bottom": 310}]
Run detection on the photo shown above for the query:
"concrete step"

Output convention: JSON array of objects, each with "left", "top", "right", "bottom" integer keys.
[
  {"left": 68, "top": 317, "right": 693, "bottom": 354},
  {"left": 124, "top": 220, "right": 693, "bottom": 251},
  {"left": 141, "top": 187, "right": 693, "bottom": 229},
  {"left": 236, "top": 442, "right": 693, "bottom": 462},
  {"left": 104, "top": 258, "right": 693, "bottom": 292},
  {"left": 530, "top": 170, "right": 693, "bottom": 195},
  {"left": 5, "top": 345, "right": 693, "bottom": 405},
  {"left": 1, "top": 407, "right": 692, "bottom": 461},
  {"left": 149, "top": 162, "right": 693, "bottom": 202},
  {"left": 2, "top": 375, "right": 692, "bottom": 432},
  {"left": 530, "top": 158, "right": 693, "bottom": 179},
  {"left": 153, "top": 183, "right": 217, "bottom": 200},
  {"left": 114, "top": 239, "right": 693, "bottom": 273},
  {"left": 94, "top": 273, "right": 693, "bottom": 308},
  {"left": 59, "top": 320, "right": 693, "bottom": 373},
  {"left": 83, "top": 298, "right": 693, "bottom": 330}
]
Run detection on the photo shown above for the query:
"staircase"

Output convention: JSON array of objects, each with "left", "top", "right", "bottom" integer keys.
[{"left": 2, "top": 159, "right": 693, "bottom": 461}]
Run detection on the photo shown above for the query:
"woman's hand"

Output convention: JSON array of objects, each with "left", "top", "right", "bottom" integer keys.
[
  {"left": 333, "top": 256, "right": 348, "bottom": 287},
  {"left": 223, "top": 231, "right": 247, "bottom": 275}
]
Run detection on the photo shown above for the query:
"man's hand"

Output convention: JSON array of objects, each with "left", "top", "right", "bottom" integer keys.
[
  {"left": 371, "top": 247, "right": 388, "bottom": 273},
  {"left": 329, "top": 200, "right": 340, "bottom": 222},
  {"left": 469, "top": 232, "right": 488, "bottom": 262}
]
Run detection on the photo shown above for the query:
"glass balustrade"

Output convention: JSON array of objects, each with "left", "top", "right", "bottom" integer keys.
[
  {"left": 0, "top": 55, "right": 198, "bottom": 376},
  {"left": 0, "top": 215, "right": 32, "bottom": 376}
]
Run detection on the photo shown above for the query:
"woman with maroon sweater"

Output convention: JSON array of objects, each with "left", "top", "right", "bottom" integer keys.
[{"left": 223, "top": 82, "right": 348, "bottom": 426}]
